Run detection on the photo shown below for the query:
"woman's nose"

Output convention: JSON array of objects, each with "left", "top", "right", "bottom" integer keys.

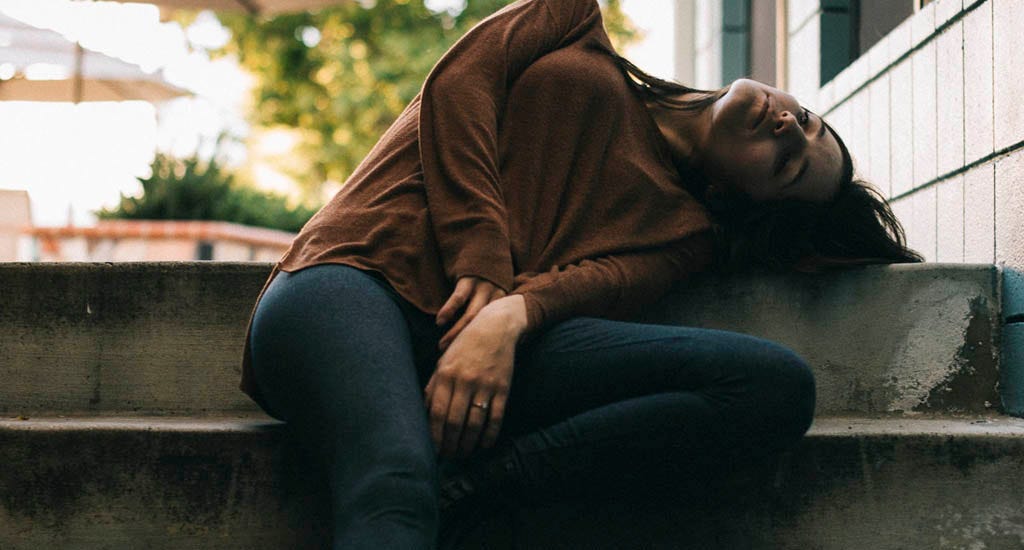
[{"left": 773, "top": 111, "right": 805, "bottom": 143}]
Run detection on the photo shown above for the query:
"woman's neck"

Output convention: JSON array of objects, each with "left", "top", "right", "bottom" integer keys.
[{"left": 644, "top": 94, "right": 714, "bottom": 174}]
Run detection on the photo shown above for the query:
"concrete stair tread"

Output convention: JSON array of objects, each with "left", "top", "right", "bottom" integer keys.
[
  {"left": 3, "top": 413, "right": 1024, "bottom": 549},
  {"left": 4, "top": 413, "right": 1024, "bottom": 437}
]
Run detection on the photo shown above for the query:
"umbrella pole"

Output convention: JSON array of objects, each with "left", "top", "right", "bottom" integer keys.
[{"left": 73, "top": 42, "right": 84, "bottom": 104}]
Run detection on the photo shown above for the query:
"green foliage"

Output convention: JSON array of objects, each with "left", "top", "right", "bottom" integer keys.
[
  {"left": 212, "top": 0, "right": 639, "bottom": 199},
  {"left": 96, "top": 151, "right": 317, "bottom": 233}
]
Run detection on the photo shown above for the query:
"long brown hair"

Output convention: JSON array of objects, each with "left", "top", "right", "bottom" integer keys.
[{"left": 602, "top": 47, "right": 923, "bottom": 272}]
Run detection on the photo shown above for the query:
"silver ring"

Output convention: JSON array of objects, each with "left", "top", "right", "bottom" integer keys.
[{"left": 471, "top": 401, "right": 490, "bottom": 410}]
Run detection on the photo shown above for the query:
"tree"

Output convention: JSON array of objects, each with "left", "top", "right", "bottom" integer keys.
[
  {"left": 211, "top": 0, "right": 638, "bottom": 201},
  {"left": 96, "top": 148, "right": 318, "bottom": 233}
]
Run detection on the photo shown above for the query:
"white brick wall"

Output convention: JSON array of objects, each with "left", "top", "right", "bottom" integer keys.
[
  {"left": 686, "top": 0, "right": 1021, "bottom": 267},
  {"left": 936, "top": 0, "right": 965, "bottom": 27},
  {"left": 964, "top": 0, "right": 994, "bottom": 163},
  {"left": 993, "top": 0, "right": 1024, "bottom": 151},
  {"left": 910, "top": 188, "right": 938, "bottom": 261},
  {"left": 911, "top": 2, "right": 937, "bottom": 47},
  {"left": 964, "top": 163, "right": 995, "bottom": 263},
  {"left": 849, "top": 89, "right": 871, "bottom": 179},
  {"left": 912, "top": 41, "right": 938, "bottom": 187},
  {"left": 812, "top": 0, "right": 1013, "bottom": 266},
  {"left": 868, "top": 75, "right": 892, "bottom": 196},
  {"left": 890, "top": 60, "right": 915, "bottom": 197},
  {"left": 936, "top": 175, "right": 965, "bottom": 262},
  {"left": 936, "top": 21, "right": 965, "bottom": 177}
]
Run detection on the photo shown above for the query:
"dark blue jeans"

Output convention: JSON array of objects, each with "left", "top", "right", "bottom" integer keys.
[{"left": 249, "top": 264, "right": 815, "bottom": 549}]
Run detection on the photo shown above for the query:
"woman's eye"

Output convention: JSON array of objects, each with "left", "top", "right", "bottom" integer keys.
[{"left": 800, "top": 108, "right": 811, "bottom": 125}]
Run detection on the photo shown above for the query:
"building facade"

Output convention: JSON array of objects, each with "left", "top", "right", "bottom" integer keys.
[
  {"left": 678, "top": 0, "right": 1014, "bottom": 270},
  {"left": 21, "top": 219, "right": 293, "bottom": 262}
]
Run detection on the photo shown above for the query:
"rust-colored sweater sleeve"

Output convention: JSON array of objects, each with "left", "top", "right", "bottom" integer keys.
[
  {"left": 510, "top": 232, "right": 714, "bottom": 331},
  {"left": 418, "top": 0, "right": 600, "bottom": 292}
]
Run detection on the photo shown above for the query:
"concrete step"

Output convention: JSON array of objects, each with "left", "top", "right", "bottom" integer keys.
[
  {"left": 0, "top": 262, "right": 1007, "bottom": 416},
  {"left": 1, "top": 415, "right": 1023, "bottom": 549}
]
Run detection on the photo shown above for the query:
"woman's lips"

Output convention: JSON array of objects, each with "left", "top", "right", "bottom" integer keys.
[{"left": 751, "top": 93, "right": 770, "bottom": 130}]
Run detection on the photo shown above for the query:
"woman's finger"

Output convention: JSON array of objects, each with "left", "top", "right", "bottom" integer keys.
[
  {"left": 479, "top": 391, "right": 508, "bottom": 450},
  {"left": 427, "top": 373, "right": 454, "bottom": 452},
  {"left": 441, "top": 380, "right": 474, "bottom": 458},
  {"left": 439, "top": 289, "right": 491, "bottom": 351},
  {"left": 456, "top": 391, "right": 492, "bottom": 458},
  {"left": 436, "top": 277, "right": 476, "bottom": 326}
]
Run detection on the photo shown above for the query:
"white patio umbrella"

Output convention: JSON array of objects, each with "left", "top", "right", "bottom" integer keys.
[{"left": 0, "top": 11, "right": 189, "bottom": 103}]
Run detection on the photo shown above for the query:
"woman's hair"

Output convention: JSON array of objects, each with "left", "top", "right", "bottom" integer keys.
[{"left": 603, "top": 49, "right": 924, "bottom": 273}]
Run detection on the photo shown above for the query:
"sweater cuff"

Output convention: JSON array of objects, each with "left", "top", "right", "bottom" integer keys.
[{"left": 447, "top": 227, "right": 515, "bottom": 292}]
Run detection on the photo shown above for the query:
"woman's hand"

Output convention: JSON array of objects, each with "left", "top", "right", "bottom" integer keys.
[
  {"left": 424, "top": 295, "right": 528, "bottom": 458},
  {"left": 436, "top": 276, "right": 507, "bottom": 351}
]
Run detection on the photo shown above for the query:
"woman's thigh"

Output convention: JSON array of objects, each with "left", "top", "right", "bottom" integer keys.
[
  {"left": 504, "top": 317, "right": 816, "bottom": 447},
  {"left": 249, "top": 264, "right": 436, "bottom": 457}
]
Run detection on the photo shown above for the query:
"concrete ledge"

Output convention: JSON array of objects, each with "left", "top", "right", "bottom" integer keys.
[
  {"left": 2, "top": 416, "right": 1023, "bottom": 549},
  {"left": 641, "top": 263, "right": 1002, "bottom": 415},
  {"left": 0, "top": 262, "right": 270, "bottom": 415},
  {"left": 0, "top": 262, "right": 1003, "bottom": 415}
]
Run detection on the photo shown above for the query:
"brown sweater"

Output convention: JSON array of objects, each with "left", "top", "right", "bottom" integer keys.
[{"left": 239, "top": 0, "right": 713, "bottom": 404}]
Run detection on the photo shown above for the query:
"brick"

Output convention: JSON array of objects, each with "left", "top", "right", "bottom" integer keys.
[
  {"left": 869, "top": 75, "right": 892, "bottom": 196},
  {"left": 816, "top": 80, "right": 835, "bottom": 113},
  {"left": 936, "top": 22, "right": 965, "bottom": 177},
  {"left": 909, "top": 187, "right": 938, "bottom": 262},
  {"left": 964, "top": 163, "right": 995, "bottom": 263},
  {"left": 963, "top": 0, "right": 993, "bottom": 163},
  {"left": 995, "top": 150, "right": 1024, "bottom": 268},
  {"left": 786, "top": 17, "right": 820, "bottom": 108},
  {"left": 787, "top": 0, "right": 819, "bottom": 33},
  {"left": 888, "top": 17, "right": 913, "bottom": 63},
  {"left": 912, "top": 2, "right": 938, "bottom": 47},
  {"left": 846, "top": 55, "right": 870, "bottom": 95},
  {"left": 827, "top": 102, "right": 853, "bottom": 164},
  {"left": 849, "top": 89, "right": 871, "bottom": 179},
  {"left": 867, "top": 34, "right": 892, "bottom": 77},
  {"left": 993, "top": 0, "right": 1024, "bottom": 151},
  {"left": 936, "top": 175, "right": 965, "bottom": 262},
  {"left": 935, "top": 0, "right": 964, "bottom": 29},
  {"left": 912, "top": 42, "right": 938, "bottom": 188},
  {"left": 890, "top": 59, "right": 914, "bottom": 197},
  {"left": 890, "top": 197, "right": 914, "bottom": 253}
]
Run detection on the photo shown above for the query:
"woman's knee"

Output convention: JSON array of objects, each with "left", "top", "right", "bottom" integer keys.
[
  {"left": 755, "top": 342, "right": 816, "bottom": 440},
  {"left": 344, "top": 449, "right": 439, "bottom": 523}
]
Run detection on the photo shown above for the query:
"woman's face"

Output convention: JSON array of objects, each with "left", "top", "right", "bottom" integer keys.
[{"left": 699, "top": 79, "right": 843, "bottom": 204}]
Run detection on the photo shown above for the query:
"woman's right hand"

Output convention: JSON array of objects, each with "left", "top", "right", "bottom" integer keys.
[
  {"left": 425, "top": 295, "right": 528, "bottom": 458},
  {"left": 436, "top": 276, "right": 506, "bottom": 351}
]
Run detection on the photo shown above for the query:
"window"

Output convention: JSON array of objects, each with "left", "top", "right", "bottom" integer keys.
[
  {"left": 822, "top": 0, "right": 928, "bottom": 86},
  {"left": 720, "top": 0, "right": 777, "bottom": 86},
  {"left": 196, "top": 241, "right": 214, "bottom": 261}
]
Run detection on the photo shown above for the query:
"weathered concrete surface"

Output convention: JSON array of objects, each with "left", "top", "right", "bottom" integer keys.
[
  {"left": 2, "top": 416, "right": 1023, "bottom": 549},
  {"left": 641, "top": 263, "right": 1003, "bottom": 415},
  {"left": 0, "top": 262, "right": 1003, "bottom": 415},
  {"left": 0, "top": 262, "right": 270, "bottom": 415}
]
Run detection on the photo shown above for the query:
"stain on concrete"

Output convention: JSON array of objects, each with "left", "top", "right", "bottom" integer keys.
[{"left": 916, "top": 297, "right": 1000, "bottom": 413}]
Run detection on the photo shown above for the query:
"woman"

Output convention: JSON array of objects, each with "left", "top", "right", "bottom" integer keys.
[{"left": 242, "top": 0, "right": 921, "bottom": 548}]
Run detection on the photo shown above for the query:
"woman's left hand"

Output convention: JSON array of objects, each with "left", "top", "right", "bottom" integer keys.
[{"left": 424, "top": 295, "right": 527, "bottom": 458}]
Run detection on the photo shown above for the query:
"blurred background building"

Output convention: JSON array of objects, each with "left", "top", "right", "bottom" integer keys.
[{"left": 1, "top": 0, "right": 1019, "bottom": 272}]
